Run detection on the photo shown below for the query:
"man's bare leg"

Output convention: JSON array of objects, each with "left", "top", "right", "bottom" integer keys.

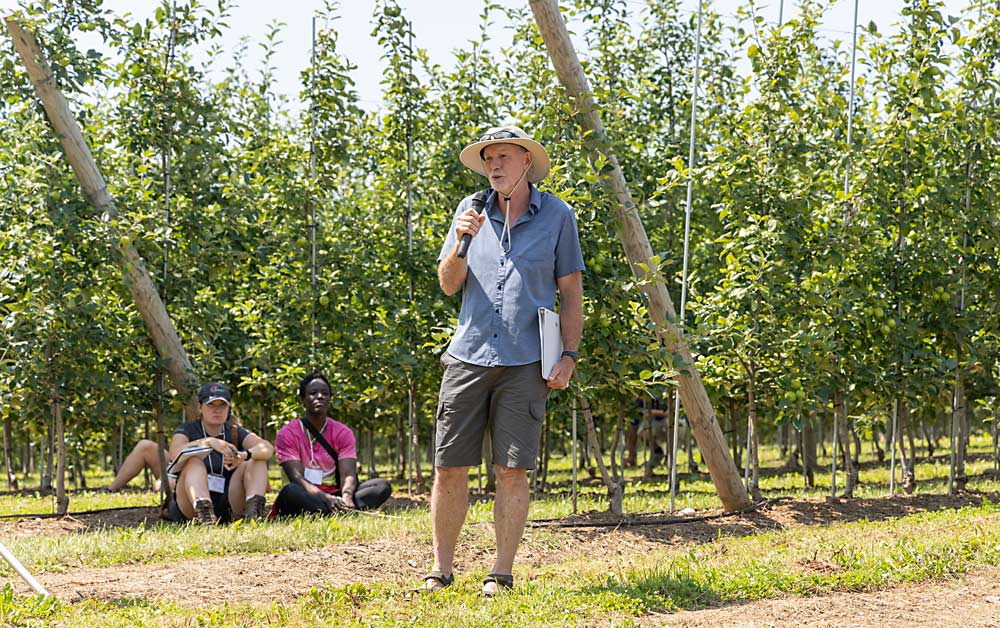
[
  {"left": 487, "top": 464, "right": 529, "bottom": 593},
  {"left": 430, "top": 466, "right": 471, "bottom": 582}
]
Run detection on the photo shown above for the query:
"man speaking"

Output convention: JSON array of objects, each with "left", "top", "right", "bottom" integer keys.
[{"left": 412, "top": 124, "right": 584, "bottom": 597}]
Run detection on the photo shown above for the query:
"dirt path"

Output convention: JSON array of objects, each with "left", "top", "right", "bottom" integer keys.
[
  {"left": 39, "top": 540, "right": 424, "bottom": 605},
  {"left": 5, "top": 492, "right": 1000, "bottom": 625},
  {"left": 654, "top": 565, "right": 1000, "bottom": 627}
]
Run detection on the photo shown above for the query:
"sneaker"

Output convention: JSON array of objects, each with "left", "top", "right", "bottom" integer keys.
[
  {"left": 244, "top": 495, "right": 266, "bottom": 521},
  {"left": 193, "top": 498, "right": 217, "bottom": 525}
]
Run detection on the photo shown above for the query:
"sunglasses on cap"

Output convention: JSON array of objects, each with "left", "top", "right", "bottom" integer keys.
[{"left": 478, "top": 129, "right": 521, "bottom": 142}]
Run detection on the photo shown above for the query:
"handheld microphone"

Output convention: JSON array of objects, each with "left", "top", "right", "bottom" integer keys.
[{"left": 456, "top": 190, "right": 489, "bottom": 259}]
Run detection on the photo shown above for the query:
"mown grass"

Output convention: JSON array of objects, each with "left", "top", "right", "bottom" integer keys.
[
  {"left": 4, "top": 500, "right": 1000, "bottom": 627},
  {"left": 0, "top": 435, "right": 998, "bottom": 626}
]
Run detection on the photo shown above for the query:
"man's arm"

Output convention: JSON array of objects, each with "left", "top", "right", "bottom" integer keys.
[
  {"left": 547, "top": 270, "right": 583, "bottom": 389},
  {"left": 438, "top": 246, "right": 469, "bottom": 296},
  {"left": 438, "top": 209, "right": 486, "bottom": 295}
]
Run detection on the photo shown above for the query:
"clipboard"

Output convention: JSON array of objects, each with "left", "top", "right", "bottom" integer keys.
[
  {"left": 165, "top": 444, "right": 212, "bottom": 477},
  {"left": 538, "top": 307, "right": 563, "bottom": 379}
]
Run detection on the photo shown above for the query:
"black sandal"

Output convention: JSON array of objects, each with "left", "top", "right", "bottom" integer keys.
[
  {"left": 405, "top": 571, "right": 454, "bottom": 599},
  {"left": 481, "top": 572, "right": 514, "bottom": 597}
]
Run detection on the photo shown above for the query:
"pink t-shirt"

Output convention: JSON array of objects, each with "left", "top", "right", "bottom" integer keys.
[{"left": 274, "top": 417, "right": 357, "bottom": 481}]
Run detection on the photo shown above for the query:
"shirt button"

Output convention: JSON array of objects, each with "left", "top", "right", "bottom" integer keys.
[
  {"left": 493, "top": 334, "right": 498, "bottom": 338},
  {"left": 497, "top": 284, "right": 502, "bottom": 290},
  {"left": 495, "top": 308, "right": 500, "bottom": 313}
]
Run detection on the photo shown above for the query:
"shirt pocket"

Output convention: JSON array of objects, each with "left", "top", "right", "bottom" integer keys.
[{"left": 514, "top": 244, "right": 555, "bottom": 277}]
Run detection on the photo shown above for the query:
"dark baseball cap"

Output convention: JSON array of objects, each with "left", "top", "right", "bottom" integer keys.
[{"left": 198, "top": 382, "right": 231, "bottom": 405}]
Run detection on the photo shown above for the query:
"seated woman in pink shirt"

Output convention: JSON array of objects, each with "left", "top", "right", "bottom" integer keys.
[{"left": 272, "top": 373, "right": 392, "bottom": 516}]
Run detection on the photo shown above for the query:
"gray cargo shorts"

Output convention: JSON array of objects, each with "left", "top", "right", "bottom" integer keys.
[{"left": 434, "top": 352, "right": 549, "bottom": 469}]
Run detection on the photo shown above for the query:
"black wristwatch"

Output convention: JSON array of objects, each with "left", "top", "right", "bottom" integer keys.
[{"left": 561, "top": 350, "right": 579, "bottom": 363}]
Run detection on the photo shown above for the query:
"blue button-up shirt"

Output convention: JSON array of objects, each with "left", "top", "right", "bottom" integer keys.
[{"left": 439, "top": 183, "right": 585, "bottom": 367}]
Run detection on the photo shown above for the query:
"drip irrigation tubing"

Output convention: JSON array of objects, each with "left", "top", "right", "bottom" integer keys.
[
  {"left": 0, "top": 504, "right": 158, "bottom": 520},
  {"left": 525, "top": 497, "right": 786, "bottom": 529},
  {"left": 0, "top": 498, "right": 789, "bottom": 526},
  {"left": 0, "top": 503, "right": 408, "bottom": 521}
]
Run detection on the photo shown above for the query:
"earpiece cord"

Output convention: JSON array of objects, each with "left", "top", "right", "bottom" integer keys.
[{"left": 499, "top": 165, "right": 530, "bottom": 254}]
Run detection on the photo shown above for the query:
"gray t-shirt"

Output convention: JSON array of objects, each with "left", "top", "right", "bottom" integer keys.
[{"left": 439, "top": 183, "right": 585, "bottom": 367}]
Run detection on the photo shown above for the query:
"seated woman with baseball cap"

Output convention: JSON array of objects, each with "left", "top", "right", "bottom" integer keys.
[
  {"left": 162, "top": 382, "right": 274, "bottom": 524},
  {"left": 271, "top": 372, "right": 392, "bottom": 517}
]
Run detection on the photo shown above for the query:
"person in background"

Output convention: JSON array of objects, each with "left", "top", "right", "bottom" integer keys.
[
  {"left": 102, "top": 439, "right": 163, "bottom": 493},
  {"left": 625, "top": 395, "right": 669, "bottom": 469},
  {"left": 271, "top": 372, "right": 392, "bottom": 517},
  {"left": 162, "top": 382, "right": 273, "bottom": 524}
]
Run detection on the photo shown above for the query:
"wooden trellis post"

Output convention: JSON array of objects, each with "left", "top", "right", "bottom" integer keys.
[
  {"left": 528, "top": 0, "right": 751, "bottom": 510},
  {"left": 6, "top": 17, "right": 199, "bottom": 418}
]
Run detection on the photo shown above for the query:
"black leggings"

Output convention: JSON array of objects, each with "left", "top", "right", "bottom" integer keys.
[{"left": 274, "top": 478, "right": 392, "bottom": 517}]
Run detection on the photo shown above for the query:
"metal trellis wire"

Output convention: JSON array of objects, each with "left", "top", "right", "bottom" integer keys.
[{"left": 670, "top": 0, "right": 704, "bottom": 514}]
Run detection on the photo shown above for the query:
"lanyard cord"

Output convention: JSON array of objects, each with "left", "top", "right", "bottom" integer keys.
[
  {"left": 486, "top": 165, "right": 531, "bottom": 254},
  {"left": 199, "top": 421, "right": 223, "bottom": 476},
  {"left": 300, "top": 417, "right": 328, "bottom": 469},
  {"left": 499, "top": 200, "right": 512, "bottom": 253}
]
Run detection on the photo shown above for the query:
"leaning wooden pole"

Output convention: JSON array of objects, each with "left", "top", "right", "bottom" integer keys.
[
  {"left": 528, "top": 0, "right": 750, "bottom": 510},
  {"left": 6, "top": 17, "right": 199, "bottom": 418}
]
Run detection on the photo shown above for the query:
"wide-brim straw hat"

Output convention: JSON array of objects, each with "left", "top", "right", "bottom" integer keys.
[{"left": 459, "top": 125, "right": 551, "bottom": 183}]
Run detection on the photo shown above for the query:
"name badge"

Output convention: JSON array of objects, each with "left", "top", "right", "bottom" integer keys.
[
  {"left": 304, "top": 467, "right": 325, "bottom": 485},
  {"left": 207, "top": 473, "right": 226, "bottom": 494}
]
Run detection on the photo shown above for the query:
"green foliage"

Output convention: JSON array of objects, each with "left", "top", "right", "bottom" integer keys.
[{"left": 2, "top": 0, "right": 1000, "bottom": 499}]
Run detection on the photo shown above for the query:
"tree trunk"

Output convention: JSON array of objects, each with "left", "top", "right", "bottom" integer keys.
[
  {"left": 4, "top": 417, "right": 18, "bottom": 491},
  {"left": 784, "top": 438, "right": 799, "bottom": 471},
  {"left": 993, "top": 408, "right": 999, "bottom": 472},
  {"left": 746, "top": 369, "right": 760, "bottom": 501},
  {"left": 873, "top": 425, "right": 885, "bottom": 463},
  {"left": 728, "top": 398, "right": 741, "bottom": 468},
  {"left": 834, "top": 391, "right": 856, "bottom": 498},
  {"left": 115, "top": 416, "right": 125, "bottom": 472},
  {"left": 410, "top": 389, "right": 424, "bottom": 493},
  {"left": 75, "top": 451, "right": 86, "bottom": 490},
  {"left": 396, "top": 411, "right": 406, "bottom": 481},
  {"left": 578, "top": 395, "right": 623, "bottom": 515},
  {"left": 852, "top": 429, "right": 861, "bottom": 466},
  {"left": 539, "top": 411, "right": 551, "bottom": 493},
  {"left": 818, "top": 416, "right": 827, "bottom": 460},
  {"left": 366, "top": 428, "right": 377, "bottom": 478},
  {"left": 528, "top": 0, "right": 749, "bottom": 511},
  {"left": 904, "top": 403, "right": 918, "bottom": 492},
  {"left": 952, "top": 375, "right": 968, "bottom": 493},
  {"left": 802, "top": 413, "right": 817, "bottom": 488},
  {"left": 921, "top": 419, "right": 936, "bottom": 460},
  {"left": 155, "top": 375, "right": 170, "bottom": 505},
  {"left": 686, "top": 422, "right": 698, "bottom": 475},
  {"left": 6, "top": 18, "right": 200, "bottom": 418},
  {"left": 662, "top": 391, "right": 675, "bottom": 475},
  {"left": 610, "top": 408, "right": 625, "bottom": 484},
  {"left": 581, "top": 420, "right": 596, "bottom": 479},
  {"left": 52, "top": 381, "right": 68, "bottom": 515},
  {"left": 895, "top": 400, "right": 916, "bottom": 493},
  {"left": 41, "top": 423, "right": 53, "bottom": 495}
]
